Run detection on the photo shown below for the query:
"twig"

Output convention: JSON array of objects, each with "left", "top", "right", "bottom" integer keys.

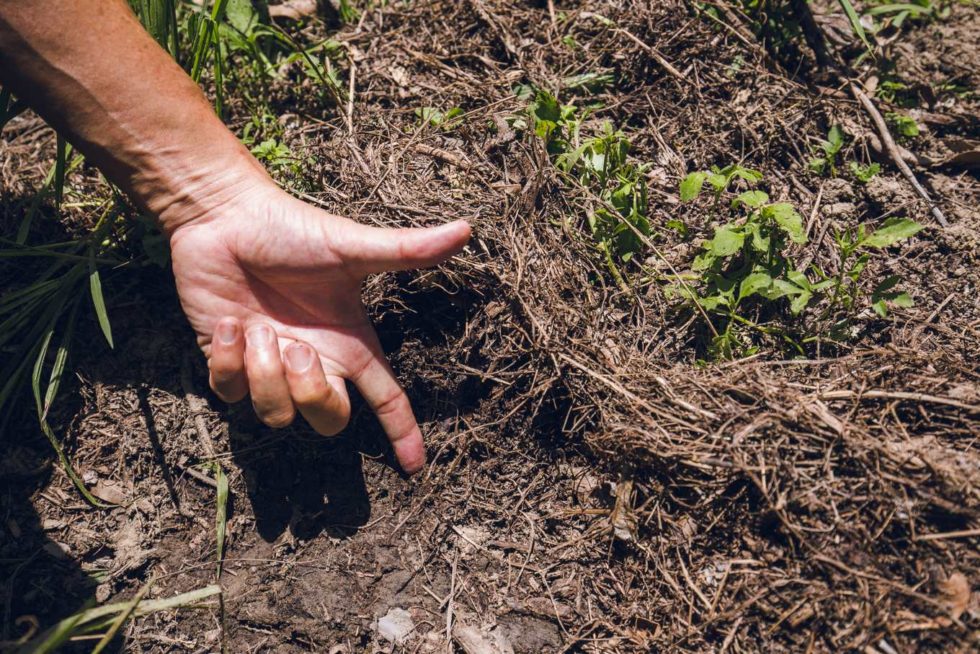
[
  {"left": 850, "top": 85, "right": 948, "bottom": 227},
  {"left": 915, "top": 528, "right": 980, "bottom": 542},
  {"left": 580, "top": 12, "right": 689, "bottom": 85},
  {"left": 415, "top": 144, "right": 478, "bottom": 171},
  {"left": 180, "top": 356, "right": 218, "bottom": 460},
  {"left": 818, "top": 389, "right": 978, "bottom": 412}
]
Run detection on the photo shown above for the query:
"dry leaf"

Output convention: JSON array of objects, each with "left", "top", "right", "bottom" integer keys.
[{"left": 939, "top": 572, "right": 970, "bottom": 620}]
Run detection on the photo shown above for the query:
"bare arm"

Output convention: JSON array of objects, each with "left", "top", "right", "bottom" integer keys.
[
  {"left": 0, "top": 0, "right": 471, "bottom": 473},
  {"left": 0, "top": 0, "right": 266, "bottom": 233}
]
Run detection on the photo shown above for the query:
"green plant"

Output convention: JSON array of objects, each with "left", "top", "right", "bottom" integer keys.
[
  {"left": 250, "top": 137, "right": 299, "bottom": 174},
  {"left": 527, "top": 89, "right": 651, "bottom": 289},
  {"left": 850, "top": 161, "right": 881, "bottom": 182},
  {"left": 674, "top": 165, "right": 922, "bottom": 356},
  {"left": 415, "top": 106, "right": 464, "bottom": 129},
  {"left": 809, "top": 124, "right": 845, "bottom": 176},
  {"left": 676, "top": 171, "right": 812, "bottom": 357},
  {"left": 887, "top": 111, "right": 920, "bottom": 138},
  {"left": 12, "top": 585, "right": 220, "bottom": 653},
  {"left": 815, "top": 217, "right": 923, "bottom": 322},
  {"left": 865, "top": 0, "right": 950, "bottom": 31}
]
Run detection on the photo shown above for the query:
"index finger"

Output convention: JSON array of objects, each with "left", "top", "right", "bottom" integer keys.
[{"left": 352, "top": 352, "right": 425, "bottom": 475}]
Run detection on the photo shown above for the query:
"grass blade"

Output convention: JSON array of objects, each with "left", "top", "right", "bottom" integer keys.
[
  {"left": 90, "top": 580, "right": 152, "bottom": 654},
  {"left": 15, "top": 585, "right": 221, "bottom": 653},
  {"left": 88, "top": 259, "right": 115, "bottom": 349},
  {"left": 214, "top": 463, "right": 229, "bottom": 575},
  {"left": 838, "top": 0, "right": 873, "bottom": 53}
]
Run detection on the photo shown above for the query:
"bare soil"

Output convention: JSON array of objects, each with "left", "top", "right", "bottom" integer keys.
[{"left": 2, "top": 1, "right": 978, "bottom": 652}]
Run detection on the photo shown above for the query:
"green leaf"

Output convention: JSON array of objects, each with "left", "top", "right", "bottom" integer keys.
[
  {"left": 790, "top": 290, "right": 813, "bottom": 314},
  {"left": 733, "top": 190, "right": 769, "bottom": 209},
  {"left": 838, "top": 0, "right": 873, "bottom": 53},
  {"left": 826, "top": 124, "right": 844, "bottom": 153},
  {"left": 89, "top": 267, "right": 114, "bottom": 349},
  {"left": 679, "top": 172, "right": 706, "bottom": 202},
  {"left": 863, "top": 217, "right": 922, "bottom": 248},
  {"left": 766, "top": 203, "right": 807, "bottom": 244},
  {"left": 809, "top": 157, "right": 828, "bottom": 175},
  {"left": 738, "top": 272, "right": 773, "bottom": 300},
  {"left": 726, "top": 165, "right": 763, "bottom": 184},
  {"left": 692, "top": 251, "right": 717, "bottom": 271},
  {"left": 706, "top": 172, "right": 727, "bottom": 193},
  {"left": 708, "top": 225, "right": 745, "bottom": 257},
  {"left": 225, "top": 0, "right": 258, "bottom": 34},
  {"left": 849, "top": 161, "right": 880, "bottom": 183}
]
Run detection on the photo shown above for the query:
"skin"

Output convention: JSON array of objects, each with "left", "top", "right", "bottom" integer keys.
[{"left": 0, "top": 0, "right": 471, "bottom": 474}]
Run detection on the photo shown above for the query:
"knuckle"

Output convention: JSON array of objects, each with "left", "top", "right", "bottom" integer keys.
[{"left": 258, "top": 407, "right": 295, "bottom": 429}]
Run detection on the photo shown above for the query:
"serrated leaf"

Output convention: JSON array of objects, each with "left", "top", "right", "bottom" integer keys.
[
  {"left": 680, "top": 172, "right": 707, "bottom": 202},
  {"left": 706, "top": 172, "right": 727, "bottom": 192},
  {"left": 766, "top": 203, "right": 807, "bottom": 244},
  {"left": 863, "top": 218, "right": 922, "bottom": 248},
  {"left": 708, "top": 226, "right": 745, "bottom": 257},
  {"left": 733, "top": 190, "right": 769, "bottom": 209}
]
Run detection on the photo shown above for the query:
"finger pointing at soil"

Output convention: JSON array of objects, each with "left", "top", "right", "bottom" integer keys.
[
  {"left": 209, "top": 317, "right": 248, "bottom": 403},
  {"left": 283, "top": 341, "right": 351, "bottom": 436},
  {"left": 245, "top": 323, "right": 295, "bottom": 428},
  {"left": 354, "top": 353, "right": 425, "bottom": 475}
]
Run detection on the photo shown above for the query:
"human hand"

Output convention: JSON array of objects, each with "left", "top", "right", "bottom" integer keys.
[{"left": 167, "top": 181, "right": 471, "bottom": 474}]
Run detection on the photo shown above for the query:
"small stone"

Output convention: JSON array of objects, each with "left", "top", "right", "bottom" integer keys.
[{"left": 377, "top": 607, "right": 415, "bottom": 644}]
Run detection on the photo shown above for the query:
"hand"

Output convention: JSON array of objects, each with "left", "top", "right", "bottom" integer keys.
[{"left": 168, "top": 181, "right": 471, "bottom": 474}]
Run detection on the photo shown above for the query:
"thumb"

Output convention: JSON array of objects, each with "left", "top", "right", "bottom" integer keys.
[{"left": 339, "top": 220, "right": 471, "bottom": 274}]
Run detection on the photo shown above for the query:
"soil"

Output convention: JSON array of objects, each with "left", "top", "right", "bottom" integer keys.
[{"left": 1, "top": 1, "right": 979, "bottom": 653}]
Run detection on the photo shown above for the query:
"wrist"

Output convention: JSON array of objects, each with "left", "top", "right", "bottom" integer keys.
[{"left": 139, "top": 140, "right": 276, "bottom": 239}]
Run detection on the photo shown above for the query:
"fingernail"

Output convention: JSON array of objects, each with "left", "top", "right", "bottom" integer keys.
[
  {"left": 216, "top": 321, "right": 238, "bottom": 344},
  {"left": 285, "top": 343, "right": 314, "bottom": 372},
  {"left": 247, "top": 324, "right": 273, "bottom": 345}
]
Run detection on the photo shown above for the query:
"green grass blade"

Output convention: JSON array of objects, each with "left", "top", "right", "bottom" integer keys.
[
  {"left": 88, "top": 259, "right": 115, "bottom": 349},
  {"left": 90, "top": 581, "right": 152, "bottom": 654},
  {"left": 16, "top": 585, "right": 221, "bottom": 653},
  {"left": 838, "top": 0, "right": 873, "bottom": 53}
]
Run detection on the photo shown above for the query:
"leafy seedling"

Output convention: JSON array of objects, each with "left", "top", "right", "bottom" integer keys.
[
  {"left": 809, "top": 124, "right": 845, "bottom": 176},
  {"left": 886, "top": 112, "right": 920, "bottom": 139},
  {"left": 850, "top": 161, "right": 880, "bottom": 183},
  {"left": 415, "top": 106, "right": 465, "bottom": 130},
  {"left": 814, "top": 216, "right": 923, "bottom": 321}
]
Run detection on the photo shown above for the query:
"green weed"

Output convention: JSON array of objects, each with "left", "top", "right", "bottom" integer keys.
[
  {"left": 886, "top": 111, "right": 921, "bottom": 138},
  {"left": 415, "top": 106, "right": 464, "bottom": 130},
  {"left": 676, "top": 168, "right": 810, "bottom": 357},
  {"left": 12, "top": 585, "right": 220, "bottom": 653},
  {"left": 849, "top": 161, "right": 881, "bottom": 182},
  {"left": 675, "top": 166, "right": 922, "bottom": 357},
  {"left": 527, "top": 89, "right": 651, "bottom": 289},
  {"left": 809, "top": 124, "right": 845, "bottom": 176}
]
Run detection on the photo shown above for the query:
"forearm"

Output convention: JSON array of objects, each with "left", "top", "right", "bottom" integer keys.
[{"left": 0, "top": 0, "right": 270, "bottom": 234}]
